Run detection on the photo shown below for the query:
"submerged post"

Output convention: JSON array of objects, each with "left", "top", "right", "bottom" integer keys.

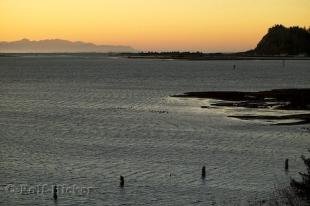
[
  {"left": 53, "top": 185, "right": 58, "bottom": 200},
  {"left": 120, "top": 176, "right": 125, "bottom": 187},
  {"left": 201, "top": 166, "right": 206, "bottom": 179},
  {"left": 285, "top": 159, "right": 289, "bottom": 171}
]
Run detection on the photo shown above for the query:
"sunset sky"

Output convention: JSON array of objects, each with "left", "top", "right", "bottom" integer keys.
[{"left": 1, "top": 0, "right": 310, "bottom": 52}]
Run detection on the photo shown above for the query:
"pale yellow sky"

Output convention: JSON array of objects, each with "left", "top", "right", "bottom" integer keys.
[{"left": 1, "top": 0, "right": 309, "bottom": 52}]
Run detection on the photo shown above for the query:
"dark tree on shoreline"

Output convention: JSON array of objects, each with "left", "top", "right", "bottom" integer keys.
[
  {"left": 254, "top": 24, "right": 310, "bottom": 55},
  {"left": 290, "top": 151, "right": 310, "bottom": 203}
]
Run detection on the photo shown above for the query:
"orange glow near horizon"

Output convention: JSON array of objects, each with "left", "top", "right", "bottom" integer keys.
[{"left": 1, "top": 0, "right": 310, "bottom": 52}]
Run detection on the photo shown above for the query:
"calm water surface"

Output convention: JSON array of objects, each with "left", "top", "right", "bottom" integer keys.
[{"left": 0, "top": 56, "right": 310, "bottom": 205}]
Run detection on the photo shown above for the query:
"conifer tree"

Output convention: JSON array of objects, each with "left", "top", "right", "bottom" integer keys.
[{"left": 290, "top": 151, "right": 310, "bottom": 203}]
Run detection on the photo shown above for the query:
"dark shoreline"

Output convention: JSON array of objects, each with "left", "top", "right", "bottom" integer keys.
[
  {"left": 126, "top": 55, "right": 310, "bottom": 61},
  {"left": 1, "top": 52, "right": 310, "bottom": 61},
  {"left": 172, "top": 89, "right": 310, "bottom": 125},
  {"left": 122, "top": 51, "right": 310, "bottom": 61}
]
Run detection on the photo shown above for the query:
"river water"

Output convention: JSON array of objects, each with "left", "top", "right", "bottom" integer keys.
[{"left": 0, "top": 56, "right": 309, "bottom": 205}]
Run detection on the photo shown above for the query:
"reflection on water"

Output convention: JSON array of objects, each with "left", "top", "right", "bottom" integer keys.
[{"left": 0, "top": 56, "right": 310, "bottom": 205}]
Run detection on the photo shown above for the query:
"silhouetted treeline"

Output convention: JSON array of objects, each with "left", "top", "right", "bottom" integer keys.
[
  {"left": 120, "top": 51, "right": 248, "bottom": 60},
  {"left": 129, "top": 51, "right": 223, "bottom": 58},
  {"left": 253, "top": 24, "right": 310, "bottom": 55}
]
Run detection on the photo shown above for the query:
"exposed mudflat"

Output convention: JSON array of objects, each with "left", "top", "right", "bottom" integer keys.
[{"left": 172, "top": 89, "right": 310, "bottom": 125}]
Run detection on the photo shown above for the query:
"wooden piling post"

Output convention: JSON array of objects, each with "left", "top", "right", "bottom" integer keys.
[
  {"left": 53, "top": 185, "right": 58, "bottom": 200},
  {"left": 202, "top": 166, "right": 206, "bottom": 179},
  {"left": 120, "top": 176, "right": 125, "bottom": 187},
  {"left": 285, "top": 159, "right": 289, "bottom": 171}
]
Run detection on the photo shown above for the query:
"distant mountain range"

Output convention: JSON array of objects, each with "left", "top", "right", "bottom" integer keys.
[
  {"left": 252, "top": 25, "right": 310, "bottom": 55},
  {"left": 0, "top": 39, "right": 137, "bottom": 53}
]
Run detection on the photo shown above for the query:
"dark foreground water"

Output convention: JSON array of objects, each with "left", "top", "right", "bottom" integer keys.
[{"left": 0, "top": 56, "right": 309, "bottom": 205}]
